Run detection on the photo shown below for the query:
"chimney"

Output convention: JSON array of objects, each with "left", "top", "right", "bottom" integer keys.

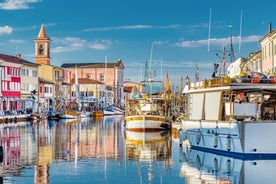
[
  {"left": 17, "top": 53, "right": 21, "bottom": 59},
  {"left": 269, "top": 22, "right": 272, "bottom": 33}
]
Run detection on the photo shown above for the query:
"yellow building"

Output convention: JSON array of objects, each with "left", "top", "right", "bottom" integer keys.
[{"left": 20, "top": 55, "right": 40, "bottom": 113}]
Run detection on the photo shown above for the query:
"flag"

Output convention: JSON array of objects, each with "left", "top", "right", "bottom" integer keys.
[{"left": 165, "top": 71, "right": 171, "bottom": 93}]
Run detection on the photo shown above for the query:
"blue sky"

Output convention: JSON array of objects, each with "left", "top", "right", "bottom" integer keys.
[{"left": 0, "top": 0, "right": 275, "bottom": 87}]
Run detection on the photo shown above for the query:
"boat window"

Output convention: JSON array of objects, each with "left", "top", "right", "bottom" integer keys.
[
  {"left": 205, "top": 92, "right": 221, "bottom": 121},
  {"left": 189, "top": 93, "right": 204, "bottom": 120}
]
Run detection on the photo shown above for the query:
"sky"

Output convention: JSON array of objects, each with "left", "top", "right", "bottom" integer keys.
[{"left": 0, "top": 0, "right": 276, "bottom": 87}]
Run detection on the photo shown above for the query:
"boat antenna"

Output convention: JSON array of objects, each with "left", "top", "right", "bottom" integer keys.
[
  {"left": 229, "top": 24, "right": 235, "bottom": 63},
  {"left": 195, "top": 64, "right": 199, "bottom": 82},
  {"left": 208, "top": 8, "right": 212, "bottom": 52},
  {"left": 239, "top": 10, "right": 243, "bottom": 53}
]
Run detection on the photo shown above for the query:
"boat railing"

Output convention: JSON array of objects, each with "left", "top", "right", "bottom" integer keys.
[{"left": 188, "top": 76, "right": 232, "bottom": 90}]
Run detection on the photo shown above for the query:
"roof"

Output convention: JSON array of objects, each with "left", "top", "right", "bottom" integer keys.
[
  {"left": 37, "top": 23, "right": 49, "bottom": 39},
  {"left": 71, "top": 78, "right": 104, "bottom": 85},
  {"left": 0, "top": 53, "right": 36, "bottom": 65},
  {"left": 61, "top": 59, "right": 124, "bottom": 69},
  {"left": 39, "top": 77, "right": 55, "bottom": 84},
  {"left": 124, "top": 86, "right": 133, "bottom": 93},
  {"left": 259, "top": 30, "right": 276, "bottom": 42}
]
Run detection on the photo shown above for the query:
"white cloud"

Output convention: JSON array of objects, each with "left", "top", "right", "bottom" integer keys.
[
  {"left": 52, "top": 37, "right": 114, "bottom": 53},
  {"left": 88, "top": 39, "right": 112, "bottom": 50},
  {"left": 0, "top": 0, "right": 41, "bottom": 10},
  {"left": 0, "top": 26, "right": 13, "bottom": 34},
  {"left": 52, "top": 46, "right": 80, "bottom": 53},
  {"left": 176, "top": 35, "right": 262, "bottom": 48},
  {"left": 9, "top": 39, "right": 26, "bottom": 43},
  {"left": 83, "top": 24, "right": 182, "bottom": 32}
]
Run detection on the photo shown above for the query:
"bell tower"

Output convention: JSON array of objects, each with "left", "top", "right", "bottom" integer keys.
[{"left": 34, "top": 24, "right": 51, "bottom": 65}]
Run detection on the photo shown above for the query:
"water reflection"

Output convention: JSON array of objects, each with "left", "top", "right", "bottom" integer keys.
[
  {"left": 180, "top": 145, "right": 276, "bottom": 184},
  {"left": 125, "top": 130, "right": 172, "bottom": 183}
]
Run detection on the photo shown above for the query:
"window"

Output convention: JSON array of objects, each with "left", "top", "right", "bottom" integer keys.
[
  {"left": 21, "top": 69, "right": 25, "bottom": 76},
  {"left": 32, "top": 70, "right": 38, "bottom": 77},
  {"left": 100, "top": 73, "right": 104, "bottom": 81},
  {"left": 39, "top": 45, "right": 44, "bottom": 55},
  {"left": 86, "top": 73, "right": 91, "bottom": 78}
]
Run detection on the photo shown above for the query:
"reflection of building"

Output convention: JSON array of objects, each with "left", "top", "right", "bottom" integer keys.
[
  {"left": 35, "top": 120, "right": 53, "bottom": 184},
  {"left": 0, "top": 123, "right": 38, "bottom": 176},
  {"left": 53, "top": 117, "right": 125, "bottom": 161}
]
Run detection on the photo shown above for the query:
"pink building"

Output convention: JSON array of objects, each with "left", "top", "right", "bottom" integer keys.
[
  {"left": 61, "top": 59, "right": 125, "bottom": 108},
  {"left": 0, "top": 54, "right": 23, "bottom": 114}
]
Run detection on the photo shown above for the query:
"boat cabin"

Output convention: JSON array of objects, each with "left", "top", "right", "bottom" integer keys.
[{"left": 183, "top": 82, "right": 276, "bottom": 122}]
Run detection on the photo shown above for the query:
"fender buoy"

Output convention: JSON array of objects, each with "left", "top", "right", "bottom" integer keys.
[
  {"left": 214, "top": 134, "right": 218, "bottom": 148},
  {"left": 0, "top": 146, "right": 3, "bottom": 163},
  {"left": 196, "top": 129, "right": 201, "bottom": 145},
  {"left": 227, "top": 135, "right": 231, "bottom": 151}
]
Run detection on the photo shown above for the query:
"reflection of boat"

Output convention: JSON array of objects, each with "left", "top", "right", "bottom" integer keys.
[
  {"left": 59, "top": 118, "right": 78, "bottom": 125},
  {"left": 125, "top": 72, "right": 172, "bottom": 132},
  {"left": 125, "top": 130, "right": 171, "bottom": 161},
  {"left": 125, "top": 131, "right": 169, "bottom": 145},
  {"left": 80, "top": 111, "right": 92, "bottom": 118},
  {"left": 30, "top": 113, "right": 47, "bottom": 120},
  {"left": 125, "top": 130, "right": 172, "bottom": 183},
  {"left": 181, "top": 147, "right": 276, "bottom": 184}
]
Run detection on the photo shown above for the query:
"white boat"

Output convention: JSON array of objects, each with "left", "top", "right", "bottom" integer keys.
[
  {"left": 80, "top": 111, "right": 92, "bottom": 118},
  {"left": 181, "top": 76, "right": 276, "bottom": 159},
  {"left": 104, "top": 105, "right": 124, "bottom": 115},
  {"left": 181, "top": 147, "right": 276, "bottom": 184}
]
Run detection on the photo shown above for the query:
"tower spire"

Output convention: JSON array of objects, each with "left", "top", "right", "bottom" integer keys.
[{"left": 34, "top": 23, "right": 51, "bottom": 65}]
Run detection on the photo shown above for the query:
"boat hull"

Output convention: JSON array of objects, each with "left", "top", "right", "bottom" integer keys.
[
  {"left": 125, "top": 115, "right": 170, "bottom": 132},
  {"left": 59, "top": 110, "right": 80, "bottom": 119},
  {"left": 182, "top": 119, "right": 276, "bottom": 159}
]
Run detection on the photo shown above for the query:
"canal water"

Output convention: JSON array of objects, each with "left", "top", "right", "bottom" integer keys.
[{"left": 0, "top": 115, "right": 276, "bottom": 183}]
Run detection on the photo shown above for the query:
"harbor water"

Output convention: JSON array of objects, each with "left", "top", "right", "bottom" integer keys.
[{"left": 0, "top": 115, "right": 275, "bottom": 183}]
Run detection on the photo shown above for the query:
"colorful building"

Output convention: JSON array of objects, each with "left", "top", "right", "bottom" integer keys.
[
  {"left": 0, "top": 54, "right": 23, "bottom": 115},
  {"left": 61, "top": 60, "right": 125, "bottom": 108}
]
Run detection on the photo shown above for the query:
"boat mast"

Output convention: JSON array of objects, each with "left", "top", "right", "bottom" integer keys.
[{"left": 149, "top": 43, "right": 154, "bottom": 96}]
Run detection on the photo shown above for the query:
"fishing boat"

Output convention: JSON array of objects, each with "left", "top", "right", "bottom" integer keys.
[
  {"left": 59, "top": 65, "right": 83, "bottom": 119},
  {"left": 180, "top": 75, "right": 276, "bottom": 159},
  {"left": 59, "top": 109, "right": 80, "bottom": 119},
  {"left": 92, "top": 110, "right": 104, "bottom": 120},
  {"left": 124, "top": 72, "right": 172, "bottom": 132}
]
